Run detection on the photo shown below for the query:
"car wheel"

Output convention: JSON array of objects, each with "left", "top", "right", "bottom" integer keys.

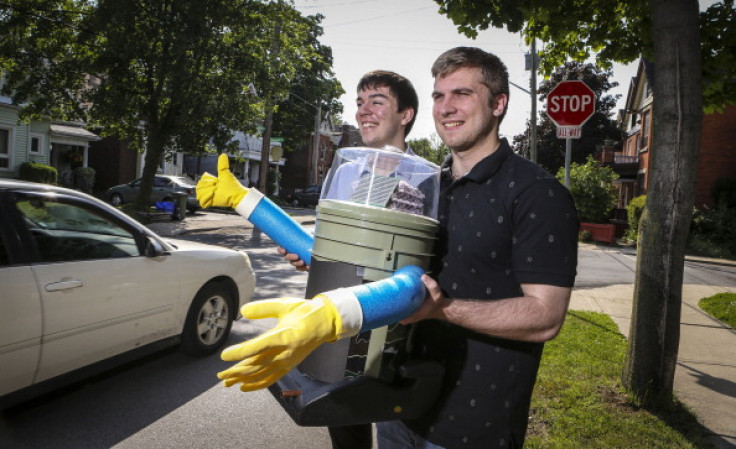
[
  {"left": 110, "top": 192, "right": 124, "bottom": 207},
  {"left": 290, "top": 198, "right": 301, "bottom": 207},
  {"left": 180, "top": 281, "right": 235, "bottom": 356}
]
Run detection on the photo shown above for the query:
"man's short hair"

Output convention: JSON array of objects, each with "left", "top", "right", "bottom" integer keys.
[
  {"left": 431, "top": 47, "right": 510, "bottom": 123},
  {"left": 357, "top": 70, "right": 419, "bottom": 137}
]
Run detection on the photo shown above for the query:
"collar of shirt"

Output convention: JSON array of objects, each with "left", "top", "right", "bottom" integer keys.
[{"left": 440, "top": 138, "right": 513, "bottom": 183}]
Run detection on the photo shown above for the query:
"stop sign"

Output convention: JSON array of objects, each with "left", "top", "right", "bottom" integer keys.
[{"left": 546, "top": 81, "right": 596, "bottom": 127}]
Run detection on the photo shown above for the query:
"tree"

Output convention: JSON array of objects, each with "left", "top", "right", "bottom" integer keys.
[
  {"left": 557, "top": 156, "right": 618, "bottom": 224},
  {"left": 433, "top": 0, "right": 736, "bottom": 406},
  {"left": 408, "top": 133, "right": 451, "bottom": 166},
  {"left": 513, "top": 62, "right": 623, "bottom": 175},
  {"left": 0, "top": 0, "right": 334, "bottom": 208},
  {"left": 272, "top": 14, "right": 344, "bottom": 154}
]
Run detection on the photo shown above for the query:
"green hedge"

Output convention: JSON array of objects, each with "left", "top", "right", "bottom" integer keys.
[
  {"left": 625, "top": 194, "right": 647, "bottom": 241},
  {"left": 18, "top": 162, "right": 58, "bottom": 185}
]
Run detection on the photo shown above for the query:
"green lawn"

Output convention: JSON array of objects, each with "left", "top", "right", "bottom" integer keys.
[
  {"left": 699, "top": 292, "right": 736, "bottom": 329},
  {"left": 526, "top": 311, "right": 713, "bottom": 448}
]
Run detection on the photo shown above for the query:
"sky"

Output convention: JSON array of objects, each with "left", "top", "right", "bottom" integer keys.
[{"left": 293, "top": 0, "right": 641, "bottom": 142}]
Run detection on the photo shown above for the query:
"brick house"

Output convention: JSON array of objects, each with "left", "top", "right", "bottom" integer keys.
[
  {"left": 608, "top": 58, "right": 736, "bottom": 211},
  {"left": 279, "top": 123, "right": 357, "bottom": 193}
]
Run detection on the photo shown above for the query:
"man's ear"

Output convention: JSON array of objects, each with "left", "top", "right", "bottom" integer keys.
[
  {"left": 400, "top": 107, "right": 415, "bottom": 126},
  {"left": 492, "top": 94, "right": 508, "bottom": 118}
]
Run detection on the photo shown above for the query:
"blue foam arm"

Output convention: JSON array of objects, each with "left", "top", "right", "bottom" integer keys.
[
  {"left": 244, "top": 195, "right": 314, "bottom": 265},
  {"left": 349, "top": 265, "right": 427, "bottom": 331}
]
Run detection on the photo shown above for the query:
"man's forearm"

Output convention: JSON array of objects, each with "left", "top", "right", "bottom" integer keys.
[{"left": 428, "top": 284, "right": 572, "bottom": 343}]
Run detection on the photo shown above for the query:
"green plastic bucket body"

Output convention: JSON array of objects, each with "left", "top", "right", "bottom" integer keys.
[
  {"left": 312, "top": 199, "right": 438, "bottom": 282},
  {"left": 300, "top": 200, "right": 438, "bottom": 383}
]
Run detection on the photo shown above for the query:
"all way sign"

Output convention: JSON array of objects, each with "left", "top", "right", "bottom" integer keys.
[{"left": 546, "top": 80, "right": 597, "bottom": 187}]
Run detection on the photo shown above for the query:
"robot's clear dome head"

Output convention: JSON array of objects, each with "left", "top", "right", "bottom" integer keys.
[{"left": 321, "top": 147, "right": 441, "bottom": 219}]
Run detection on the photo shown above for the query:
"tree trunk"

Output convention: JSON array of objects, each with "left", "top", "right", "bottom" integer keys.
[
  {"left": 136, "top": 129, "right": 167, "bottom": 211},
  {"left": 622, "top": 0, "right": 703, "bottom": 406}
]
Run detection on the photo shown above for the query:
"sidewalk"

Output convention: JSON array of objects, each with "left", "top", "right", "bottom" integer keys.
[
  {"left": 570, "top": 244, "right": 736, "bottom": 449},
  {"left": 149, "top": 211, "right": 736, "bottom": 448}
]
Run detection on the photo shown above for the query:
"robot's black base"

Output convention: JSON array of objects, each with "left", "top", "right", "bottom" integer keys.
[{"left": 267, "top": 359, "right": 444, "bottom": 427}]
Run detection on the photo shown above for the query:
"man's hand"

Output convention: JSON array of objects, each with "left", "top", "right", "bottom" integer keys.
[
  {"left": 400, "top": 274, "right": 445, "bottom": 324},
  {"left": 277, "top": 246, "right": 310, "bottom": 272},
  {"left": 218, "top": 296, "right": 344, "bottom": 392},
  {"left": 196, "top": 153, "right": 249, "bottom": 209}
]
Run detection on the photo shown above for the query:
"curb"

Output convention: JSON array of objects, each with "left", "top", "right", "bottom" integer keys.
[{"left": 579, "top": 242, "right": 736, "bottom": 268}]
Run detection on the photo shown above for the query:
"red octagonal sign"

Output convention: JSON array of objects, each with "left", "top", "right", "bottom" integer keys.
[{"left": 546, "top": 80, "right": 596, "bottom": 127}]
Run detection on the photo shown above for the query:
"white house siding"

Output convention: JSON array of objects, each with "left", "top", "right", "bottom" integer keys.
[{"left": 0, "top": 104, "right": 27, "bottom": 179}]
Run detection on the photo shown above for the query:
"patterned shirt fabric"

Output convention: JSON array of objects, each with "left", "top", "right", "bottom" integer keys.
[{"left": 406, "top": 139, "right": 579, "bottom": 448}]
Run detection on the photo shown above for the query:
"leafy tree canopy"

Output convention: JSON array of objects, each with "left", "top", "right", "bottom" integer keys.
[
  {"left": 434, "top": 0, "right": 736, "bottom": 111},
  {"left": 0, "top": 0, "right": 343, "bottom": 206},
  {"left": 408, "top": 133, "right": 451, "bottom": 166},
  {"left": 272, "top": 14, "right": 345, "bottom": 153}
]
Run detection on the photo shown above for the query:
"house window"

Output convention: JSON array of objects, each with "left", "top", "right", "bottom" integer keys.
[
  {"left": 640, "top": 111, "right": 650, "bottom": 149},
  {"left": 30, "top": 133, "right": 44, "bottom": 155},
  {"left": 0, "top": 128, "right": 11, "bottom": 169}
]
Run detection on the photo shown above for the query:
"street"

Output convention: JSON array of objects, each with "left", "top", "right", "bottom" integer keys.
[{"left": 2, "top": 224, "right": 735, "bottom": 448}]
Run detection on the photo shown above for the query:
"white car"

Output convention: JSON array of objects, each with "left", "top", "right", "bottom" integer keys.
[{"left": 0, "top": 180, "right": 255, "bottom": 407}]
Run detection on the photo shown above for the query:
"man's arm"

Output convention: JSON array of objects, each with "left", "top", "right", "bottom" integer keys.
[{"left": 401, "top": 275, "right": 571, "bottom": 343}]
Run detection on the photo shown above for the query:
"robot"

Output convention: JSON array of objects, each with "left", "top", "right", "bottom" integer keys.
[{"left": 196, "top": 147, "right": 444, "bottom": 426}]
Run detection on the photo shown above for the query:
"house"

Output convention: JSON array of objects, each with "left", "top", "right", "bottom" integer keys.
[
  {"left": 1, "top": 93, "right": 101, "bottom": 187},
  {"left": 278, "top": 122, "right": 353, "bottom": 193},
  {"left": 603, "top": 58, "right": 736, "bottom": 212}
]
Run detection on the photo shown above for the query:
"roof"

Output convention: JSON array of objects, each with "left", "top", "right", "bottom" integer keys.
[{"left": 49, "top": 124, "right": 101, "bottom": 141}]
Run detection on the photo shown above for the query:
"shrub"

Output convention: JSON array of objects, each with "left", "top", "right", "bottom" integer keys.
[
  {"left": 18, "top": 162, "right": 58, "bottom": 184},
  {"left": 578, "top": 229, "right": 593, "bottom": 242},
  {"left": 625, "top": 194, "right": 647, "bottom": 242},
  {"left": 73, "top": 166, "right": 96, "bottom": 194},
  {"left": 689, "top": 205, "right": 736, "bottom": 257},
  {"left": 556, "top": 155, "right": 618, "bottom": 223},
  {"left": 711, "top": 175, "right": 736, "bottom": 209}
]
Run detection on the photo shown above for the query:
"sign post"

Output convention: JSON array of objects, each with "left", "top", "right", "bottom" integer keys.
[{"left": 546, "top": 80, "right": 596, "bottom": 187}]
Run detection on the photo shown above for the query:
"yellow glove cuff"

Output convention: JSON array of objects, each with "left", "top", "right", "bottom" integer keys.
[{"left": 315, "top": 290, "right": 363, "bottom": 340}]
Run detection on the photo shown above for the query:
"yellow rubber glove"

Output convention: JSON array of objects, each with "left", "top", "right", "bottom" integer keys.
[
  {"left": 218, "top": 295, "right": 345, "bottom": 392},
  {"left": 196, "top": 153, "right": 248, "bottom": 209}
]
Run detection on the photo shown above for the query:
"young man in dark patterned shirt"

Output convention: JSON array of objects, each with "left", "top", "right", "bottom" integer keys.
[{"left": 376, "top": 47, "right": 579, "bottom": 449}]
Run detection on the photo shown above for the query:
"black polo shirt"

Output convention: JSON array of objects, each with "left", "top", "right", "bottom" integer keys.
[{"left": 406, "top": 139, "right": 579, "bottom": 448}]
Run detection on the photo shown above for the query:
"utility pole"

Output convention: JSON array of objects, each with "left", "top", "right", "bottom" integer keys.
[
  {"left": 258, "top": 24, "right": 281, "bottom": 194},
  {"left": 312, "top": 102, "right": 322, "bottom": 185},
  {"left": 529, "top": 38, "right": 538, "bottom": 164}
]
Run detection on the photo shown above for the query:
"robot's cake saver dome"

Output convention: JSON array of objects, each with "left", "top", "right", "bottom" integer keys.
[{"left": 320, "top": 146, "right": 441, "bottom": 219}]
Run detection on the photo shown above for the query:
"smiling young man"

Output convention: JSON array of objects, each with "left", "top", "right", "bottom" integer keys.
[
  {"left": 374, "top": 47, "right": 580, "bottom": 449},
  {"left": 279, "top": 70, "right": 419, "bottom": 271},
  {"left": 355, "top": 70, "right": 417, "bottom": 150},
  {"left": 278, "top": 70, "right": 422, "bottom": 449}
]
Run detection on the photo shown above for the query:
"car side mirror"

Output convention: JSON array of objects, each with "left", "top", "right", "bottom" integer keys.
[{"left": 143, "top": 235, "right": 169, "bottom": 257}]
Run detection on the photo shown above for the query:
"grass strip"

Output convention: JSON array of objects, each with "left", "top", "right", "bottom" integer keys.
[
  {"left": 699, "top": 292, "right": 736, "bottom": 329},
  {"left": 526, "top": 311, "right": 713, "bottom": 448}
]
